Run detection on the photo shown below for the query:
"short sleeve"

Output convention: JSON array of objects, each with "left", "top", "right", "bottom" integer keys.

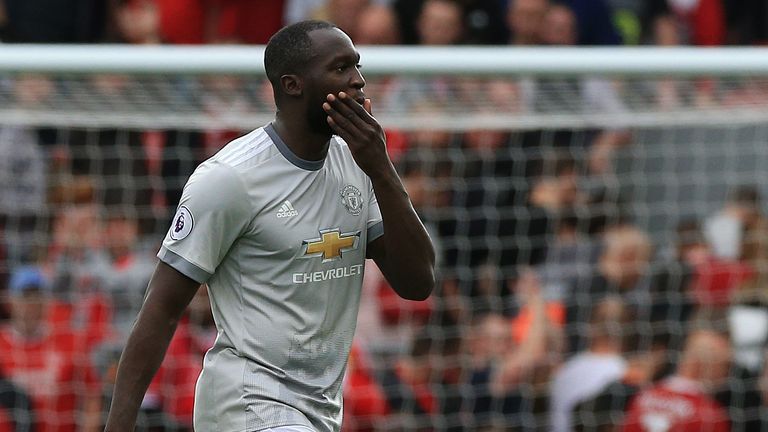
[
  {"left": 366, "top": 180, "right": 383, "bottom": 243},
  {"left": 158, "top": 161, "right": 252, "bottom": 283}
]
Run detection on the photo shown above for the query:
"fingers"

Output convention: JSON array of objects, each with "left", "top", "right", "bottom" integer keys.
[
  {"left": 323, "top": 101, "right": 358, "bottom": 139},
  {"left": 364, "top": 98, "right": 372, "bottom": 115},
  {"left": 324, "top": 92, "right": 374, "bottom": 129},
  {"left": 325, "top": 115, "right": 356, "bottom": 144}
]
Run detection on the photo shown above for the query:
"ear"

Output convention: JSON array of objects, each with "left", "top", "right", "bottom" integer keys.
[{"left": 280, "top": 74, "right": 303, "bottom": 97}]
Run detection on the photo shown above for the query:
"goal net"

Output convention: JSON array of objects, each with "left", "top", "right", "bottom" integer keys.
[{"left": 0, "top": 46, "right": 767, "bottom": 431}]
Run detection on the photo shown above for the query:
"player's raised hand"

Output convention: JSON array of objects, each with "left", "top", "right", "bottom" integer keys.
[{"left": 323, "top": 92, "right": 390, "bottom": 178}]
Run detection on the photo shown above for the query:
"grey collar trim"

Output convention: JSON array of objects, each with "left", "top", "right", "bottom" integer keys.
[{"left": 265, "top": 123, "right": 325, "bottom": 171}]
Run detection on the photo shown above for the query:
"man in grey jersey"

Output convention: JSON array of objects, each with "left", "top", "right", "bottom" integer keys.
[{"left": 104, "top": 20, "right": 435, "bottom": 432}]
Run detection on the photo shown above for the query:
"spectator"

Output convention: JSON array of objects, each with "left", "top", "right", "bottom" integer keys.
[
  {"left": 646, "top": 0, "right": 726, "bottom": 46},
  {"left": 376, "top": 331, "right": 463, "bottom": 432},
  {"left": 355, "top": 3, "right": 402, "bottom": 45},
  {"left": 550, "top": 297, "right": 631, "bottom": 432},
  {"left": 459, "top": 0, "right": 509, "bottom": 44},
  {"left": 466, "top": 311, "right": 517, "bottom": 429},
  {"left": 394, "top": 0, "right": 506, "bottom": 45},
  {"left": 564, "top": 225, "right": 652, "bottom": 354},
  {"left": 527, "top": 153, "right": 589, "bottom": 292},
  {"left": 0, "top": 1, "right": 6, "bottom": 40},
  {"left": 759, "top": 353, "right": 768, "bottom": 427},
  {"left": 310, "top": 0, "right": 370, "bottom": 42},
  {"left": 416, "top": 0, "right": 465, "bottom": 45},
  {"left": 646, "top": 219, "right": 700, "bottom": 352},
  {"left": 539, "top": 2, "right": 578, "bottom": 46},
  {"left": 0, "top": 124, "right": 47, "bottom": 266},
  {"left": 470, "top": 271, "right": 562, "bottom": 430},
  {"left": 342, "top": 343, "right": 390, "bottom": 432},
  {"left": 564, "top": 0, "right": 622, "bottom": 45},
  {"left": 214, "top": 0, "right": 286, "bottom": 44},
  {"left": 728, "top": 266, "right": 768, "bottom": 374},
  {"left": 112, "top": 0, "right": 161, "bottom": 44},
  {"left": 92, "top": 209, "right": 155, "bottom": 337},
  {"left": 2, "top": 0, "right": 107, "bottom": 43},
  {"left": 45, "top": 184, "right": 116, "bottom": 350},
  {"left": 622, "top": 329, "right": 732, "bottom": 432},
  {"left": 704, "top": 185, "right": 765, "bottom": 262},
  {"left": 725, "top": 0, "right": 768, "bottom": 45},
  {"left": 151, "top": 0, "right": 211, "bottom": 44},
  {"left": 537, "top": 209, "right": 602, "bottom": 303},
  {"left": 0, "top": 374, "right": 33, "bottom": 432},
  {"left": 572, "top": 333, "right": 668, "bottom": 432},
  {"left": 506, "top": 0, "right": 549, "bottom": 45},
  {"left": 65, "top": 75, "right": 155, "bottom": 232},
  {"left": 528, "top": 2, "right": 632, "bottom": 175},
  {"left": 452, "top": 127, "right": 547, "bottom": 283},
  {"left": 283, "top": 0, "right": 327, "bottom": 24},
  {"left": 112, "top": 0, "right": 285, "bottom": 45},
  {"left": 0, "top": 266, "right": 99, "bottom": 432},
  {"left": 605, "top": 0, "right": 646, "bottom": 45}
]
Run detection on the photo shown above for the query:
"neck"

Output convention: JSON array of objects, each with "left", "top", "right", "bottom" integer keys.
[
  {"left": 623, "top": 358, "right": 653, "bottom": 386},
  {"left": 13, "top": 322, "right": 47, "bottom": 340},
  {"left": 677, "top": 364, "right": 698, "bottom": 382},
  {"left": 273, "top": 113, "right": 332, "bottom": 161},
  {"left": 590, "top": 340, "right": 621, "bottom": 355}
]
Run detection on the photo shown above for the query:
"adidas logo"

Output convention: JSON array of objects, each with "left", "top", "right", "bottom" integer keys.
[{"left": 276, "top": 200, "right": 299, "bottom": 218}]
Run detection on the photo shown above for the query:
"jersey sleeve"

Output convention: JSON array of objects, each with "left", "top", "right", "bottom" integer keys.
[
  {"left": 366, "top": 179, "right": 383, "bottom": 244},
  {"left": 157, "top": 161, "right": 253, "bottom": 283}
]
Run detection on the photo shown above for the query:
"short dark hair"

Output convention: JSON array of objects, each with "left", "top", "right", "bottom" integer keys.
[{"left": 264, "top": 20, "right": 338, "bottom": 87}]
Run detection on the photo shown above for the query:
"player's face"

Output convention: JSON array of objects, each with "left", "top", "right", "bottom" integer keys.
[{"left": 303, "top": 28, "right": 366, "bottom": 135}]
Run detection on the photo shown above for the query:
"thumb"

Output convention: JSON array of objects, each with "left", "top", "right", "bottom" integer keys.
[{"left": 364, "top": 98, "right": 372, "bottom": 115}]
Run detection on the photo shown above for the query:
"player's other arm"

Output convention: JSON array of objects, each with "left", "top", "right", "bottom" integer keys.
[
  {"left": 103, "top": 262, "right": 200, "bottom": 431},
  {"left": 365, "top": 167, "right": 435, "bottom": 301},
  {"left": 325, "top": 93, "right": 435, "bottom": 300}
]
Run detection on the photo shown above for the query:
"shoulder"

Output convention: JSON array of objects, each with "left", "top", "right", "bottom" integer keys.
[
  {"left": 329, "top": 135, "right": 351, "bottom": 154},
  {"left": 328, "top": 136, "right": 370, "bottom": 180},
  {"left": 211, "top": 127, "right": 274, "bottom": 166},
  {"left": 179, "top": 160, "right": 255, "bottom": 222},
  {"left": 188, "top": 160, "right": 247, "bottom": 196}
]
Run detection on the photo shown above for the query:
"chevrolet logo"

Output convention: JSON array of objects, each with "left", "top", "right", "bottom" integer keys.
[{"left": 301, "top": 229, "right": 361, "bottom": 262}]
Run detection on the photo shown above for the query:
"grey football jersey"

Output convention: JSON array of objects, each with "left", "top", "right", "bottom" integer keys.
[{"left": 157, "top": 124, "right": 383, "bottom": 432}]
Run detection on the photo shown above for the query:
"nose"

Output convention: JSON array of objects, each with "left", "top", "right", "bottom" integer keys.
[{"left": 350, "top": 67, "right": 365, "bottom": 89}]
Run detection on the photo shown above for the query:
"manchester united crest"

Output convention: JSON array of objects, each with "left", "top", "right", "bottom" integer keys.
[{"left": 340, "top": 185, "right": 363, "bottom": 216}]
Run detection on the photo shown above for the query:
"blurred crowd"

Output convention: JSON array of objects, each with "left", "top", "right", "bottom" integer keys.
[
  {"left": 1, "top": 0, "right": 768, "bottom": 46},
  {"left": 2, "top": 0, "right": 768, "bottom": 432}
]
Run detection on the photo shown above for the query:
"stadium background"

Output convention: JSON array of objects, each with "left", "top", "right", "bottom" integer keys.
[{"left": 2, "top": 0, "right": 768, "bottom": 431}]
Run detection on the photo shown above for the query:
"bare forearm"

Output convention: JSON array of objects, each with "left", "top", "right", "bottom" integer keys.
[
  {"left": 104, "top": 262, "right": 199, "bottom": 431},
  {"left": 103, "top": 305, "right": 181, "bottom": 430},
  {"left": 371, "top": 164, "right": 436, "bottom": 300}
]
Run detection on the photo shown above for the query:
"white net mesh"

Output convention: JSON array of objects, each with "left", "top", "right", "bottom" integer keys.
[{"left": 1, "top": 59, "right": 768, "bottom": 431}]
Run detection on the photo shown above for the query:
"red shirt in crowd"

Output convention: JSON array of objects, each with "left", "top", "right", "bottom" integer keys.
[
  {"left": 342, "top": 344, "right": 389, "bottom": 432},
  {"left": 0, "top": 409, "right": 12, "bottom": 432},
  {"left": 623, "top": 376, "right": 730, "bottom": 432},
  {"left": 150, "top": 0, "right": 285, "bottom": 44},
  {"left": 691, "top": 257, "right": 754, "bottom": 307},
  {"left": 0, "top": 327, "right": 99, "bottom": 432}
]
